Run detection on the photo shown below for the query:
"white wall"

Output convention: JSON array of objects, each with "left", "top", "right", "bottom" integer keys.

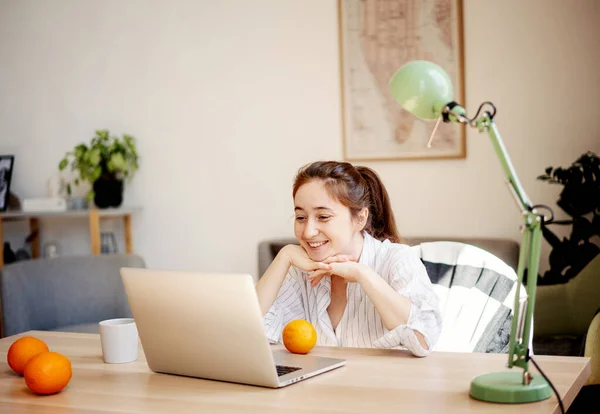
[{"left": 1, "top": 0, "right": 599, "bottom": 279}]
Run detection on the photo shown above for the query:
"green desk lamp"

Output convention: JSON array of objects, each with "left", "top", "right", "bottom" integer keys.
[{"left": 389, "top": 60, "right": 561, "bottom": 406}]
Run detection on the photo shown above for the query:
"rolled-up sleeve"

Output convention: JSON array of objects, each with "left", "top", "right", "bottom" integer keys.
[
  {"left": 263, "top": 268, "right": 305, "bottom": 343},
  {"left": 372, "top": 249, "right": 442, "bottom": 357}
]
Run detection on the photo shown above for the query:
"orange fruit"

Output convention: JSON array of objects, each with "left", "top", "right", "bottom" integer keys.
[
  {"left": 282, "top": 319, "right": 317, "bottom": 354},
  {"left": 23, "top": 352, "right": 72, "bottom": 395},
  {"left": 7, "top": 336, "right": 50, "bottom": 375}
]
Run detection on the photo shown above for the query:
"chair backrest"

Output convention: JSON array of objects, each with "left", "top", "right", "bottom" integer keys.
[
  {"left": 0, "top": 254, "right": 146, "bottom": 337},
  {"left": 411, "top": 241, "right": 527, "bottom": 353}
]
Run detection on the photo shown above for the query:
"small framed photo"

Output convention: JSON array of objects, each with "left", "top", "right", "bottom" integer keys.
[{"left": 0, "top": 155, "right": 15, "bottom": 212}]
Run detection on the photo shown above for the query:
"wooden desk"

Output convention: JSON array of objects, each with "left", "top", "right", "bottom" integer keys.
[
  {"left": 0, "top": 331, "right": 591, "bottom": 413},
  {"left": 0, "top": 207, "right": 140, "bottom": 268}
]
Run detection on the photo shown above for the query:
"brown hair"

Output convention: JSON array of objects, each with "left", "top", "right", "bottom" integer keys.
[{"left": 292, "top": 161, "right": 401, "bottom": 243}]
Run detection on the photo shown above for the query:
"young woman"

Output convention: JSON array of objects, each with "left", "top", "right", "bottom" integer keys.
[{"left": 256, "top": 161, "right": 441, "bottom": 357}]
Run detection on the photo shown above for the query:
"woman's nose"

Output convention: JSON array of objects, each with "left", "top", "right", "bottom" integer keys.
[{"left": 303, "top": 221, "right": 319, "bottom": 238}]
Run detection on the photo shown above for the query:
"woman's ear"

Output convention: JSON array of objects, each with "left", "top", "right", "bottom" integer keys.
[{"left": 355, "top": 208, "right": 369, "bottom": 231}]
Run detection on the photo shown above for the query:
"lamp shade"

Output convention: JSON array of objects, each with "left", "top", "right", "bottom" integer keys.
[{"left": 388, "top": 60, "right": 454, "bottom": 120}]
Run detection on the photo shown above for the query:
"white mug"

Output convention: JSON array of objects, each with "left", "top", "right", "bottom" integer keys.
[{"left": 99, "top": 318, "right": 139, "bottom": 364}]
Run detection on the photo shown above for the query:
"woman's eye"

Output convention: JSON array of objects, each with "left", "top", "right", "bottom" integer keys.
[
  {"left": 319, "top": 216, "right": 331, "bottom": 221},
  {"left": 295, "top": 216, "right": 306, "bottom": 222}
]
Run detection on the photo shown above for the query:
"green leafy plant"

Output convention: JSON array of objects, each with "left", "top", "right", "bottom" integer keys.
[
  {"left": 58, "top": 130, "right": 139, "bottom": 201},
  {"left": 536, "top": 151, "right": 600, "bottom": 285}
]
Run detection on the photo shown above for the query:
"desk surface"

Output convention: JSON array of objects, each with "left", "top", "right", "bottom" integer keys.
[{"left": 0, "top": 331, "right": 591, "bottom": 413}]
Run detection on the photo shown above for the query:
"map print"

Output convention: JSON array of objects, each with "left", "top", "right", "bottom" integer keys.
[{"left": 339, "top": 0, "right": 465, "bottom": 160}]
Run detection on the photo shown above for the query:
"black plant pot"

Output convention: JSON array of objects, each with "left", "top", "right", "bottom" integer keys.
[{"left": 93, "top": 176, "right": 123, "bottom": 209}]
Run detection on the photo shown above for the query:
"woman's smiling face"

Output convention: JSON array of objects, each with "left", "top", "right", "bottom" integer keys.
[{"left": 293, "top": 180, "right": 365, "bottom": 262}]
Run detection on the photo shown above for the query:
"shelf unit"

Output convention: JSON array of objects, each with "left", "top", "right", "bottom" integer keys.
[{"left": 0, "top": 206, "right": 141, "bottom": 268}]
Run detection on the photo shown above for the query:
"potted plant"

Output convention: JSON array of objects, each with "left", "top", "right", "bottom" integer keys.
[
  {"left": 58, "top": 129, "right": 139, "bottom": 208},
  {"left": 536, "top": 151, "right": 599, "bottom": 285}
]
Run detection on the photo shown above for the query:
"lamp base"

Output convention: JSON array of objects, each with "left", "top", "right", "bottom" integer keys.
[{"left": 470, "top": 371, "right": 552, "bottom": 403}]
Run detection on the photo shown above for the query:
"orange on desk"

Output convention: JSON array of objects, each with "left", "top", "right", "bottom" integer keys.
[
  {"left": 282, "top": 320, "right": 317, "bottom": 354},
  {"left": 23, "top": 351, "right": 72, "bottom": 395},
  {"left": 7, "top": 336, "right": 50, "bottom": 375}
]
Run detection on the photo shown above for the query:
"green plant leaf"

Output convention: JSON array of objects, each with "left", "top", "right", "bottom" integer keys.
[
  {"left": 89, "top": 149, "right": 101, "bottom": 166},
  {"left": 109, "top": 152, "right": 126, "bottom": 171},
  {"left": 92, "top": 166, "right": 102, "bottom": 181},
  {"left": 96, "top": 130, "right": 109, "bottom": 140}
]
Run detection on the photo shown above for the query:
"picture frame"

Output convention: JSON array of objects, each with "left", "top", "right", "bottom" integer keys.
[
  {"left": 338, "top": 0, "right": 466, "bottom": 161},
  {"left": 0, "top": 155, "right": 15, "bottom": 212}
]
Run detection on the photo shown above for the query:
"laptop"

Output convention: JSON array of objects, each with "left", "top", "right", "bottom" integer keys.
[{"left": 120, "top": 267, "right": 346, "bottom": 388}]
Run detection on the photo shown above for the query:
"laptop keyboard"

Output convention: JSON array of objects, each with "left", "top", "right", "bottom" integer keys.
[{"left": 276, "top": 365, "right": 301, "bottom": 377}]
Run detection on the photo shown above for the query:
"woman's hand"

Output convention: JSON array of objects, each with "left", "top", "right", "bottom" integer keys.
[
  {"left": 256, "top": 244, "right": 330, "bottom": 316},
  {"left": 306, "top": 255, "right": 365, "bottom": 287},
  {"left": 280, "top": 245, "right": 332, "bottom": 273}
]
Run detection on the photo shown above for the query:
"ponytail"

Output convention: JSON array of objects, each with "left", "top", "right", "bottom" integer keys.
[{"left": 355, "top": 167, "right": 401, "bottom": 243}]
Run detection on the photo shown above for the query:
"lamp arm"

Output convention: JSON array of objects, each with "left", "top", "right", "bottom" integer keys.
[
  {"left": 485, "top": 121, "right": 533, "bottom": 211},
  {"left": 445, "top": 103, "right": 547, "bottom": 381},
  {"left": 447, "top": 104, "right": 532, "bottom": 211}
]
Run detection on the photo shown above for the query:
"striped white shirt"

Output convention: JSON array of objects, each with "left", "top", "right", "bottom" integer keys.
[{"left": 264, "top": 232, "right": 442, "bottom": 357}]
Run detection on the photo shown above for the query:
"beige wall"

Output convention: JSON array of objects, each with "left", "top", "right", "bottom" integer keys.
[{"left": 1, "top": 0, "right": 599, "bottom": 279}]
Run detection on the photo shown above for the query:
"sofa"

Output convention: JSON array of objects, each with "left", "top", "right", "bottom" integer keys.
[{"left": 0, "top": 254, "right": 146, "bottom": 337}]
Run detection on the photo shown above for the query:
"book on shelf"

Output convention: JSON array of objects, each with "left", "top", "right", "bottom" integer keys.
[{"left": 22, "top": 197, "right": 67, "bottom": 212}]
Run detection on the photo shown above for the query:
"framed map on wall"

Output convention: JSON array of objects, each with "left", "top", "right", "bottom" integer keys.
[{"left": 338, "top": 0, "right": 465, "bottom": 161}]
